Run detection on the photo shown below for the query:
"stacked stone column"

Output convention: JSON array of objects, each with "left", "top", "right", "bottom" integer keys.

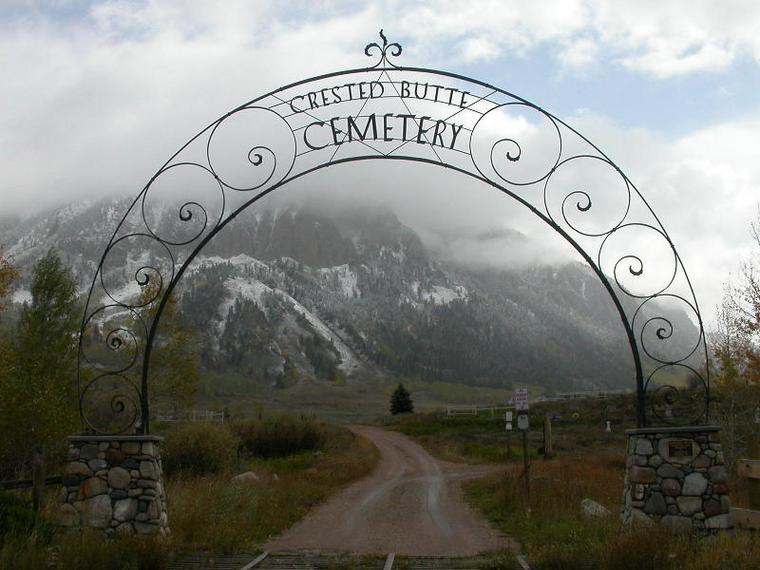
[
  {"left": 622, "top": 426, "right": 730, "bottom": 532},
  {"left": 56, "top": 435, "right": 169, "bottom": 536}
]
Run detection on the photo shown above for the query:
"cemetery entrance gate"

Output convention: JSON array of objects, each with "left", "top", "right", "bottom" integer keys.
[{"left": 64, "top": 32, "right": 725, "bottom": 536}]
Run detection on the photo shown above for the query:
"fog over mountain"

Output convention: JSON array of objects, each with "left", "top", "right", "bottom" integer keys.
[{"left": 0, "top": 192, "right": 667, "bottom": 392}]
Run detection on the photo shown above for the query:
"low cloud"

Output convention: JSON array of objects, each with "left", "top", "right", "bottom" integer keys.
[{"left": 1, "top": 1, "right": 758, "bottom": 324}]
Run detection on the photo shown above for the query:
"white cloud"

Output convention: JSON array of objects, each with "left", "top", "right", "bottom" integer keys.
[
  {"left": 558, "top": 35, "right": 600, "bottom": 71},
  {"left": 0, "top": 1, "right": 377, "bottom": 213},
  {"left": 398, "top": 0, "right": 589, "bottom": 63},
  {"left": 569, "top": 112, "right": 760, "bottom": 322},
  {"left": 458, "top": 37, "right": 500, "bottom": 62},
  {"left": 395, "top": 0, "right": 760, "bottom": 77},
  {"left": 0, "top": 0, "right": 758, "bottom": 325}
]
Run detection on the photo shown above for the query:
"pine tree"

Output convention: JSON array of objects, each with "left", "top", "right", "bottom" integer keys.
[
  {"left": 0, "top": 253, "right": 17, "bottom": 319},
  {"left": 390, "top": 383, "right": 414, "bottom": 415},
  {"left": 0, "top": 253, "right": 19, "bottom": 474}
]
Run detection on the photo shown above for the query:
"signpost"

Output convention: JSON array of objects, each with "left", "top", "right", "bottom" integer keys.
[
  {"left": 514, "top": 388, "right": 531, "bottom": 499},
  {"left": 515, "top": 387, "right": 529, "bottom": 412}
]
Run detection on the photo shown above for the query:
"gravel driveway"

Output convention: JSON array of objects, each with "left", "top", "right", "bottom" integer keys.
[{"left": 264, "top": 425, "right": 511, "bottom": 556}]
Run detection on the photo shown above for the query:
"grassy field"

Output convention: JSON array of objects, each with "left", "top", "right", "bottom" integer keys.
[
  {"left": 384, "top": 394, "right": 635, "bottom": 464},
  {"left": 197, "top": 371, "right": 517, "bottom": 424},
  {"left": 465, "top": 456, "right": 760, "bottom": 570},
  {"left": 387, "top": 412, "right": 537, "bottom": 463},
  {"left": 0, "top": 422, "right": 379, "bottom": 569}
]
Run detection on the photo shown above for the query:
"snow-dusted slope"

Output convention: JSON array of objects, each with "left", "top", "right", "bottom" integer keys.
[{"left": 0, "top": 197, "right": 645, "bottom": 391}]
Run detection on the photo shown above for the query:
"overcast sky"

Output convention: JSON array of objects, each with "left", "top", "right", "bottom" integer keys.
[{"left": 1, "top": 0, "right": 760, "bottom": 324}]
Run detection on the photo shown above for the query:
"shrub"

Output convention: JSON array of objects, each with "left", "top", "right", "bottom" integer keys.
[
  {"left": 162, "top": 422, "right": 238, "bottom": 478},
  {"left": 231, "top": 414, "right": 326, "bottom": 459}
]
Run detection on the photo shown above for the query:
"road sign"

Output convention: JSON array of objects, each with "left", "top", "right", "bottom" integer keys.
[
  {"left": 515, "top": 388, "right": 529, "bottom": 411},
  {"left": 517, "top": 413, "right": 529, "bottom": 431},
  {"left": 506, "top": 421, "right": 513, "bottom": 431},
  {"left": 505, "top": 411, "right": 513, "bottom": 422}
]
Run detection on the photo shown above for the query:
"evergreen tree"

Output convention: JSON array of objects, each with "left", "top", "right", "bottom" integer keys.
[
  {"left": 0, "top": 253, "right": 17, "bottom": 319},
  {"left": 0, "top": 252, "right": 18, "bottom": 432},
  {"left": 0, "top": 249, "right": 79, "bottom": 475},
  {"left": 390, "top": 383, "right": 414, "bottom": 415}
]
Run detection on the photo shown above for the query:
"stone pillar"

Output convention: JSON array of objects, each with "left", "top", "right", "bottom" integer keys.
[
  {"left": 56, "top": 435, "right": 169, "bottom": 537},
  {"left": 621, "top": 426, "right": 730, "bottom": 532}
]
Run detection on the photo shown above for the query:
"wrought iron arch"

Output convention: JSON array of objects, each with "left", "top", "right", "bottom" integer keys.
[{"left": 77, "top": 32, "right": 709, "bottom": 434}]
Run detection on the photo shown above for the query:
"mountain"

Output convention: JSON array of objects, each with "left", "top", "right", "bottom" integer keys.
[{"left": 0, "top": 196, "right": 652, "bottom": 392}]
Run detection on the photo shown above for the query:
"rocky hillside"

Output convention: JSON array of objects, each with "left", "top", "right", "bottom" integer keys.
[{"left": 0, "top": 197, "right": 663, "bottom": 392}]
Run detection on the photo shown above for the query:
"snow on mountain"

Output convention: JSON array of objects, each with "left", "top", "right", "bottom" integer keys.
[
  {"left": 422, "top": 285, "right": 468, "bottom": 305},
  {"left": 197, "top": 254, "right": 269, "bottom": 271},
  {"left": 271, "top": 287, "right": 361, "bottom": 373},
  {"left": 198, "top": 255, "right": 362, "bottom": 374},
  {"left": 318, "top": 264, "right": 360, "bottom": 299},
  {"left": 221, "top": 277, "right": 273, "bottom": 316},
  {"left": 0, "top": 196, "right": 667, "bottom": 391}
]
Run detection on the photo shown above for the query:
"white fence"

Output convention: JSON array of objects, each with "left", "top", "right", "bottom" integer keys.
[
  {"left": 446, "top": 405, "right": 513, "bottom": 417},
  {"left": 534, "top": 389, "right": 632, "bottom": 403},
  {"left": 445, "top": 390, "right": 632, "bottom": 417},
  {"left": 155, "top": 409, "right": 226, "bottom": 423}
]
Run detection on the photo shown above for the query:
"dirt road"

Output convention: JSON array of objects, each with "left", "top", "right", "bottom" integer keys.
[{"left": 264, "top": 426, "right": 510, "bottom": 556}]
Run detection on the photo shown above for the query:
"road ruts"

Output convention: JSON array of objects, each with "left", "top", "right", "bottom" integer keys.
[{"left": 264, "top": 426, "right": 511, "bottom": 556}]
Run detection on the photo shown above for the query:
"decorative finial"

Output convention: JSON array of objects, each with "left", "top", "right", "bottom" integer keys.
[{"left": 364, "top": 29, "right": 402, "bottom": 68}]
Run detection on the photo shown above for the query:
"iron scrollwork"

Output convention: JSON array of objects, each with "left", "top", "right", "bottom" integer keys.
[{"left": 77, "top": 31, "right": 710, "bottom": 434}]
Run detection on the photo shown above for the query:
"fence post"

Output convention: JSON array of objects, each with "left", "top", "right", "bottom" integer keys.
[
  {"left": 32, "top": 445, "right": 44, "bottom": 513},
  {"left": 543, "top": 414, "right": 554, "bottom": 459}
]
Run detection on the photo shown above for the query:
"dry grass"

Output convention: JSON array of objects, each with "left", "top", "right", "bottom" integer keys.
[
  {"left": 1, "top": 424, "right": 378, "bottom": 567},
  {"left": 466, "top": 453, "right": 623, "bottom": 568},
  {"left": 466, "top": 451, "right": 760, "bottom": 570},
  {"left": 168, "top": 425, "right": 379, "bottom": 553},
  {"left": 0, "top": 531, "right": 170, "bottom": 570},
  {"left": 393, "top": 406, "right": 760, "bottom": 568}
]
